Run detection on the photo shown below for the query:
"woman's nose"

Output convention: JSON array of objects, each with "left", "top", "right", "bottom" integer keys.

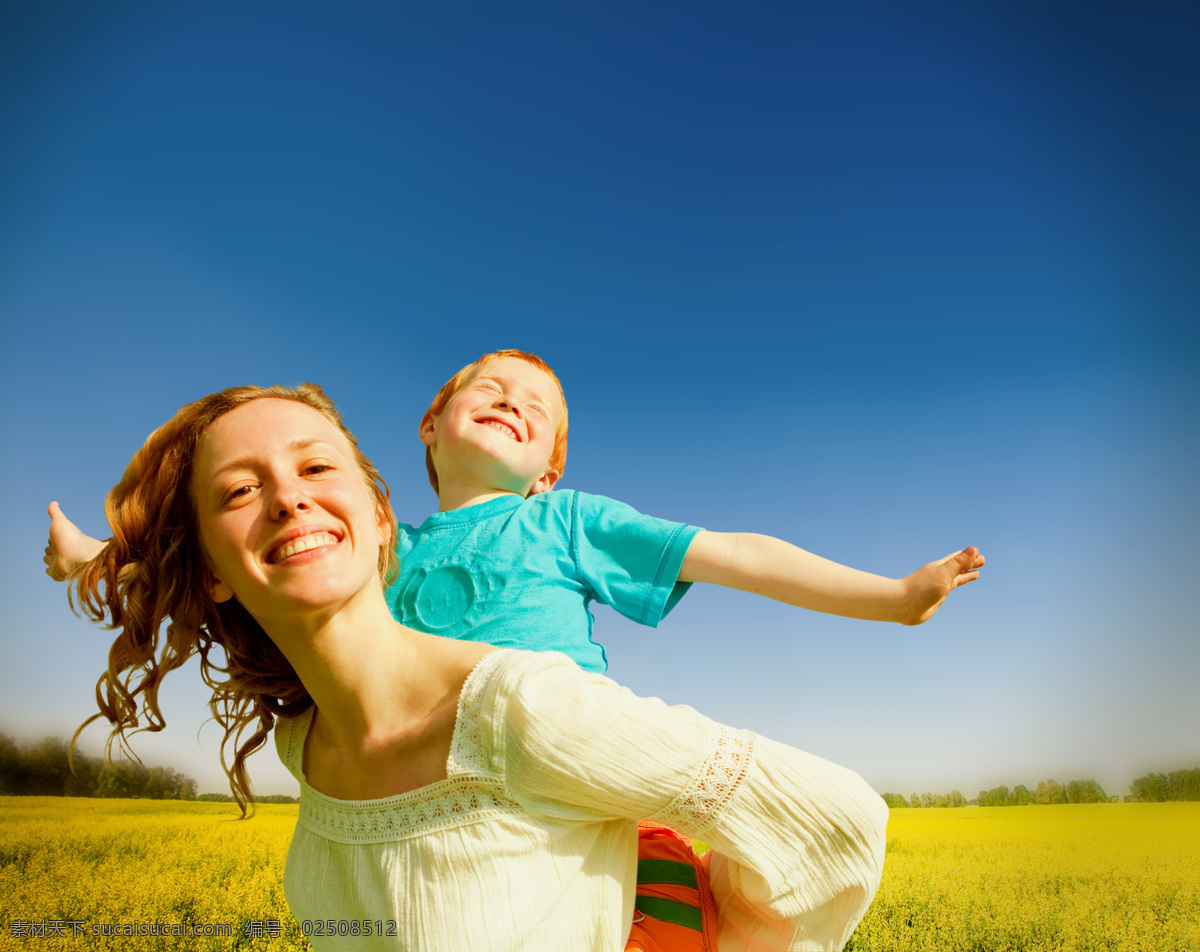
[{"left": 269, "top": 480, "right": 311, "bottom": 519}]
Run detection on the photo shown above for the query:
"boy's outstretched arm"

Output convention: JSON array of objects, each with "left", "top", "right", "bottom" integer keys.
[
  {"left": 44, "top": 502, "right": 107, "bottom": 581},
  {"left": 678, "top": 532, "right": 984, "bottom": 626}
]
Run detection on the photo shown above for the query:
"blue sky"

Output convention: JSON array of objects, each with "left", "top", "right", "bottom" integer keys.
[{"left": 1, "top": 0, "right": 1196, "bottom": 799}]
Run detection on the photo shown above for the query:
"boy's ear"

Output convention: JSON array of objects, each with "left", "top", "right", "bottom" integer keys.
[
  {"left": 418, "top": 411, "right": 437, "bottom": 447},
  {"left": 527, "top": 469, "right": 560, "bottom": 496},
  {"left": 206, "top": 570, "right": 234, "bottom": 604}
]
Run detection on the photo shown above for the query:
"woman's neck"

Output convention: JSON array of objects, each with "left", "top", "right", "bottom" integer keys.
[{"left": 262, "top": 588, "right": 447, "bottom": 749}]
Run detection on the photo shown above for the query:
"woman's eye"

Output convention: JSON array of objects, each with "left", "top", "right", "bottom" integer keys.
[
  {"left": 304, "top": 464, "right": 334, "bottom": 476},
  {"left": 225, "top": 485, "right": 254, "bottom": 503}
]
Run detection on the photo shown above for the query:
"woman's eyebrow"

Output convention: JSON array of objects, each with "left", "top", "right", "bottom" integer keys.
[{"left": 211, "top": 440, "right": 336, "bottom": 479}]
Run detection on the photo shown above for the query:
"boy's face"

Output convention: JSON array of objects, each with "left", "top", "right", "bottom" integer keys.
[{"left": 420, "top": 356, "right": 564, "bottom": 497}]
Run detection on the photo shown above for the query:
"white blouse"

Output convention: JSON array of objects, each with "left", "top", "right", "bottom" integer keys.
[{"left": 274, "top": 649, "right": 887, "bottom": 951}]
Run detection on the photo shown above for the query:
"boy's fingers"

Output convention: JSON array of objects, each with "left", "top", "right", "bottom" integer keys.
[
  {"left": 48, "top": 500, "right": 61, "bottom": 519},
  {"left": 946, "top": 546, "right": 984, "bottom": 571}
]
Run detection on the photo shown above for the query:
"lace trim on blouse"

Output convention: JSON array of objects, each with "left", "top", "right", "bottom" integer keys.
[
  {"left": 650, "top": 723, "right": 756, "bottom": 837},
  {"left": 295, "top": 649, "right": 525, "bottom": 846},
  {"left": 446, "top": 648, "right": 509, "bottom": 778}
]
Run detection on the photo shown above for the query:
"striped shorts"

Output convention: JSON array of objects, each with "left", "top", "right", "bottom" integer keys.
[{"left": 625, "top": 821, "right": 717, "bottom": 952}]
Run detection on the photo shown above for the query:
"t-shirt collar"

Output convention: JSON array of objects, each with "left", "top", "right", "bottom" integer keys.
[{"left": 418, "top": 493, "right": 525, "bottom": 531}]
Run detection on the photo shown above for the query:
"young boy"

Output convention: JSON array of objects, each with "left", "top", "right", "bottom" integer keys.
[{"left": 45, "top": 349, "right": 984, "bottom": 674}]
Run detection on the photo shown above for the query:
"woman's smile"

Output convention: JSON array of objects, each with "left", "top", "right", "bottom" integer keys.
[{"left": 268, "top": 528, "right": 343, "bottom": 564}]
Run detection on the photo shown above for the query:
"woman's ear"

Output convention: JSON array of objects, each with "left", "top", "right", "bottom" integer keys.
[
  {"left": 376, "top": 503, "right": 393, "bottom": 548},
  {"left": 207, "top": 570, "right": 234, "bottom": 604}
]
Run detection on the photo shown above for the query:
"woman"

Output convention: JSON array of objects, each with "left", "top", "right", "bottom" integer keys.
[{"left": 61, "top": 383, "right": 887, "bottom": 951}]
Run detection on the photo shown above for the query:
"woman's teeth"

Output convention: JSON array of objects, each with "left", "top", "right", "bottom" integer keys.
[{"left": 273, "top": 533, "right": 338, "bottom": 563}]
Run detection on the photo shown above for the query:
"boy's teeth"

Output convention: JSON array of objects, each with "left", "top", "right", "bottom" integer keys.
[
  {"left": 484, "top": 421, "right": 517, "bottom": 439},
  {"left": 274, "top": 533, "right": 338, "bottom": 563}
]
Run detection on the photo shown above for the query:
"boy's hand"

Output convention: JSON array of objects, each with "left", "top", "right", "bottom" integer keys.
[
  {"left": 44, "top": 501, "right": 106, "bottom": 581},
  {"left": 899, "top": 546, "right": 985, "bottom": 626}
]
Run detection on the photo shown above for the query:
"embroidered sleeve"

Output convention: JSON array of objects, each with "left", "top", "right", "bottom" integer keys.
[
  {"left": 484, "top": 651, "right": 888, "bottom": 949},
  {"left": 649, "top": 723, "right": 756, "bottom": 838}
]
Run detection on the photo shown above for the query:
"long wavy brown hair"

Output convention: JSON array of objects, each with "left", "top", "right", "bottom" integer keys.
[{"left": 68, "top": 383, "right": 397, "bottom": 815}]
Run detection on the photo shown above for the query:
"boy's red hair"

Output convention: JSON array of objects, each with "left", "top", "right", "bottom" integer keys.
[{"left": 423, "top": 349, "right": 569, "bottom": 495}]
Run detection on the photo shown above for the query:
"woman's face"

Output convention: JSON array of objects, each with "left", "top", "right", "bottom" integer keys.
[{"left": 191, "top": 398, "right": 390, "bottom": 625}]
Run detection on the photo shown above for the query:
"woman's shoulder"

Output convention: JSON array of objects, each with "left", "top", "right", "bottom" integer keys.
[
  {"left": 456, "top": 648, "right": 600, "bottom": 741},
  {"left": 459, "top": 647, "right": 581, "bottom": 709},
  {"left": 273, "top": 705, "right": 315, "bottom": 782}
]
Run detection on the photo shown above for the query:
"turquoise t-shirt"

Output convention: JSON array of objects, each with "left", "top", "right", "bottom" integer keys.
[{"left": 384, "top": 490, "right": 701, "bottom": 672}]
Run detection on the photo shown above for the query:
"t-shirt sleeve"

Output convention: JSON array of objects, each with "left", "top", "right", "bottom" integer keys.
[
  {"left": 480, "top": 652, "right": 888, "bottom": 951},
  {"left": 569, "top": 491, "right": 702, "bottom": 627}
]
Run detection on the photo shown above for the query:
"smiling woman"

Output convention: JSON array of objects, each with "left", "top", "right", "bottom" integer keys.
[
  {"left": 68, "top": 384, "right": 398, "bottom": 810},
  {"left": 56, "top": 382, "right": 888, "bottom": 952}
]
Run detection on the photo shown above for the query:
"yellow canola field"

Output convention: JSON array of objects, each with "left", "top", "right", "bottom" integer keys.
[
  {"left": 847, "top": 803, "right": 1200, "bottom": 952},
  {"left": 0, "top": 797, "right": 304, "bottom": 951},
  {"left": 2, "top": 798, "right": 1198, "bottom": 951}
]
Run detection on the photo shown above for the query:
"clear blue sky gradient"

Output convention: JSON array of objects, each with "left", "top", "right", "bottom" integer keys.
[{"left": 2, "top": 1, "right": 1196, "bottom": 798}]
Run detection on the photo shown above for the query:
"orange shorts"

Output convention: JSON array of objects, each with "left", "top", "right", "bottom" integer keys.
[{"left": 624, "top": 821, "right": 717, "bottom": 952}]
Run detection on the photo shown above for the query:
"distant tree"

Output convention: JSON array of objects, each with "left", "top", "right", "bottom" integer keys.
[
  {"left": 1167, "top": 768, "right": 1200, "bottom": 801},
  {"left": 0, "top": 734, "right": 20, "bottom": 794},
  {"left": 256, "top": 794, "right": 299, "bottom": 804},
  {"left": 881, "top": 793, "right": 908, "bottom": 808},
  {"left": 1129, "top": 772, "right": 1168, "bottom": 802},
  {"left": 24, "top": 737, "right": 72, "bottom": 796},
  {"left": 1066, "top": 779, "right": 1107, "bottom": 804},
  {"left": 197, "top": 792, "right": 235, "bottom": 802},
  {"left": 909, "top": 792, "right": 920, "bottom": 808},
  {"left": 1035, "top": 779, "right": 1068, "bottom": 805},
  {"left": 1012, "top": 784, "right": 1033, "bottom": 806},
  {"left": 64, "top": 749, "right": 100, "bottom": 798},
  {"left": 1130, "top": 768, "right": 1200, "bottom": 802},
  {"left": 978, "top": 785, "right": 1011, "bottom": 807}
]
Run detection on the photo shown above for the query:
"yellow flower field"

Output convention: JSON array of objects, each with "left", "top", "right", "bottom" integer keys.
[
  {"left": 2, "top": 797, "right": 1198, "bottom": 950},
  {"left": 0, "top": 797, "right": 304, "bottom": 951},
  {"left": 847, "top": 803, "right": 1200, "bottom": 952}
]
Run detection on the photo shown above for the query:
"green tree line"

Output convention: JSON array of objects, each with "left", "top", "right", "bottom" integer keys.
[
  {"left": 196, "top": 791, "right": 297, "bottom": 804},
  {"left": 976, "top": 779, "right": 1108, "bottom": 805},
  {"left": 880, "top": 790, "right": 973, "bottom": 808},
  {"left": 882, "top": 767, "right": 1200, "bottom": 808},
  {"left": 0, "top": 733, "right": 198, "bottom": 801}
]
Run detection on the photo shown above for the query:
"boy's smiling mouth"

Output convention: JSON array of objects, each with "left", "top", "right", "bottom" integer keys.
[{"left": 478, "top": 417, "right": 521, "bottom": 441}]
